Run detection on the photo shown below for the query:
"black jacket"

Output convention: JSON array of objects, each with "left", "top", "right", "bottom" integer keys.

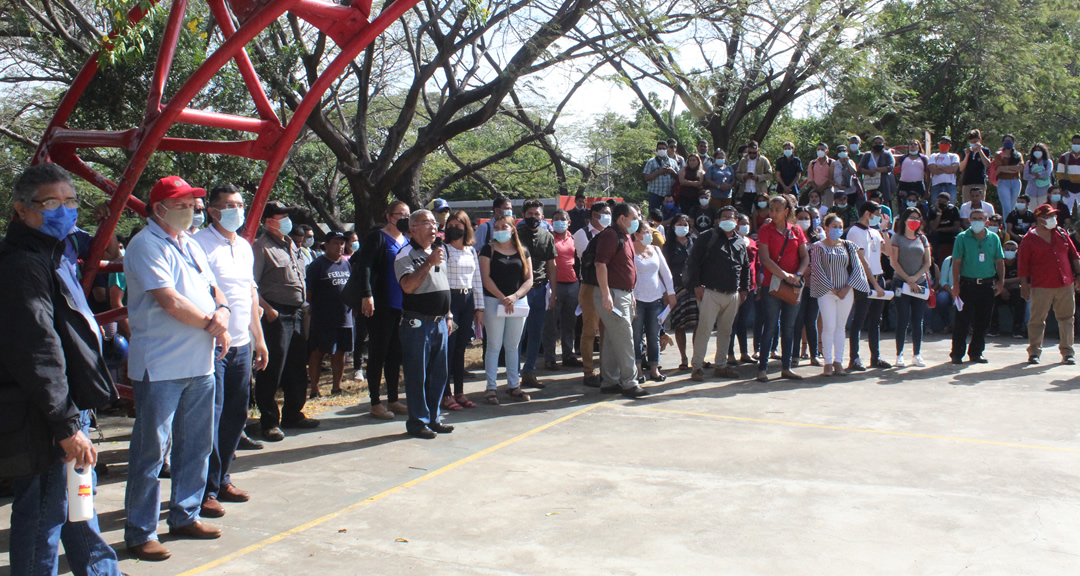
[
  {"left": 684, "top": 228, "right": 750, "bottom": 294},
  {"left": 0, "top": 222, "right": 117, "bottom": 443},
  {"left": 351, "top": 228, "right": 390, "bottom": 307}
]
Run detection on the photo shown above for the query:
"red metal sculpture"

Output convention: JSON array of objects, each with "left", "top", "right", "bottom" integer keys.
[{"left": 32, "top": 0, "right": 420, "bottom": 296}]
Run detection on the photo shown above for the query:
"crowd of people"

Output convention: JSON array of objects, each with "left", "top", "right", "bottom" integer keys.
[{"left": 5, "top": 128, "right": 1080, "bottom": 572}]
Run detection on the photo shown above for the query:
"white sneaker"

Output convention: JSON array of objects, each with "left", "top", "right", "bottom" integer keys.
[
  {"left": 913, "top": 355, "right": 926, "bottom": 367},
  {"left": 895, "top": 355, "right": 905, "bottom": 367}
]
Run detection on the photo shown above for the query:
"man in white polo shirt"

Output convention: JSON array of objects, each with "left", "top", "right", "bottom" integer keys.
[
  {"left": 193, "top": 184, "right": 269, "bottom": 519},
  {"left": 124, "top": 176, "right": 232, "bottom": 562}
]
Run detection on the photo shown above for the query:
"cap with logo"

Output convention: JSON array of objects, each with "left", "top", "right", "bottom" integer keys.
[{"left": 149, "top": 176, "right": 205, "bottom": 207}]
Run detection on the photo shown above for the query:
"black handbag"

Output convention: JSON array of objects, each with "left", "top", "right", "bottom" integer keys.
[{"left": 0, "top": 385, "right": 56, "bottom": 479}]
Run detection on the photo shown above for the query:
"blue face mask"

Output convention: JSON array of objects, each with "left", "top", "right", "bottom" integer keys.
[
  {"left": 838, "top": 151, "right": 848, "bottom": 159},
  {"left": 1003, "top": 141, "right": 1014, "bottom": 150},
  {"left": 350, "top": 241, "right": 360, "bottom": 252},
  {"left": 627, "top": 219, "right": 640, "bottom": 234},
  {"left": 639, "top": 232, "right": 652, "bottom": 246},
  {"left": 1004, "top": 250, "right": 1017, "bottom": 259},
  {"left": 674, "top": 225, "right": 690, "bottom": 237},
  {"left": 869, "top": 215, "right": 882, "bottom": 227},
  {"left": 663, "top": 202, "right": 675, "bottom": 210},
  {"left": 599, "top": 214, "right": 612, "bottom": 228},
  {"left": 38, "top": 205, "right": 79, "bottom": 240},
  {"left": 552, "top": 220, "right": 568, "bottom": 233},
  {"left": 1051, "top": 194, "right": 1062, "bottom": 203},
  {"left": 738, "top": 225, "right": 750, "bottom": 236},
  {"left": 190, "top": 211, "right": 205, "bottom": 229},
  {"left": 1072, "top": 144, "right": 1080, "bottom": 153},
  {"left": 503, "top": 209, "right": 515, "bottom": 218},
  {"left": 849, "top": 143, "right": 859, "bottom": 153},
  {"left": 907, "top": 201, "right": 917, "bottom": 208},
  {"left": 828, "top": 227, "right": 844, "bottom": 241},
  {"left": 275, "top": 216, "right": 293, "bottom": 236},
  {"left": 783, "top": 149, "right": 793, "bottom": 157},
  {"left": 970, "top": 221, "right": 986, "bottom": 233},
  {"left": 216, "top": 207, "right": 245, "bottom": 232},
  {"left": 718, "top": 220, "right": 737, "bottom": 232},
  {"left": 493, "top": 230, "right": 512, "bottom": 243},
  {"left": 757, "top": 201, "right": 768, "bottom": 209}
]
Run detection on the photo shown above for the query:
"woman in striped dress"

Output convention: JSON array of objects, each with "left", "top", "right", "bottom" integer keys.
[{"left": 811, "top": 214, "right": 871, "bottom": 376}]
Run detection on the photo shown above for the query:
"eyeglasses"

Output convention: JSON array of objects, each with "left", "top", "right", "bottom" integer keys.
[{"left": 32, "top": 198, "right": 80, "bottom": 210}]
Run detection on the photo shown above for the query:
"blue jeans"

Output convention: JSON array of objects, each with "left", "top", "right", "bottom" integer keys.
[
  {"left": 10, "top": 411, "right": 121, "bottom": 576},
  {"left": 848, "top": 288, "right": 884, "bottom": 363},
  {"left": 931, "top": 183, "right": 957, "bottom": 203},
  {"left": 484, "top": 296, "right": 526, "bottom": 390},
  {"left": 758, "top": 292, "right": 800, "bottom": 371},
  {"left": 125, "top": 374, "right": 216, "bottom": 547},
  {"left": 633, "top": 298, "right": 664, "bottom": 367},
  {"left": 728, "top": 293, "right": 756, "bottom": 356},
  {"left": 445, "top": 290, "right": 475, "bottom": 397},
  {"left": 997, "top": 178, "right": 1022, "bottom": 217},
  {"left": 399, "top": 314, "right": 448, "bottom": 433},
  {"left": 207, "top": 344, "right": 252, "bottom": 500},
  {"left": 519, "top": 284, "right": 548, "bottom": 374},
  {"left": 894, "top": 294, "right": 927, "bottom": 355}
]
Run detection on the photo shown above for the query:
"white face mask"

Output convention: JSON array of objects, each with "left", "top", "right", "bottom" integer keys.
[
  {"left": 1044, "top": 216, "right": 1058, "bottom": 230},
  {"left": 639, "top": 232, "right": 653, "bottom": 246},
  {"left": 816, "top": 150, "right": 826, "bottom": 158},
  {"left": 796, "top": 219, "right": 811, "bottom": 230},
  {"left": 656, "top": 149, "right": 668, "bottom": 158},
  {"left": 737, "top": 225, "right": 750, "bottom": 236}
]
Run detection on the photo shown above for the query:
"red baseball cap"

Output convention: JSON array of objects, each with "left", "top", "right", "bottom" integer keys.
[{"left": 149, "top": 176, "right": 205, "bottom": 207}]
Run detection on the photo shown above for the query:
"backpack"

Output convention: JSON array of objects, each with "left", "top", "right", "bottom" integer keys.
[{"left": 580, "top": 228, "right": 623, "bottom": 286}]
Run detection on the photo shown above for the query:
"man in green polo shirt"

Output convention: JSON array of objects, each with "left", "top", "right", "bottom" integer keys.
[{"left": 949, "top": 208, "right": 1005, "bottom": 364}]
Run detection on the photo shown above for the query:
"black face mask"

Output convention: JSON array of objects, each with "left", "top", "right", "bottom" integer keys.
[
  {"left": 444, "top": 227, "right": 465, "bottom": 242},
  {"left": 396, "top": 217, "right": 410, "bottom": 234},
  {"left": 872, "top": 144, "right": 885, "bottom": 152},
  {"left": 523, "top": 216, "right": 541, "bottom": 229}
]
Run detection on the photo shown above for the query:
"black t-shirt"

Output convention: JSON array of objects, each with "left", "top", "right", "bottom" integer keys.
[
  {"left": 961, "top": 146, "right": 991, "bottom": 185},
  {"left": 306, "top": 256, "right": 353, "bottom": 329},
  {"left": 1005, "top": 209, "right": 1036, "bottom": 237},
  {"left": 775, "top": 155, "right": 804, "bottom": 186},
  {"left": 479, "top": 244, "right": 531, "bottom": 299},
  {"left": 690, "top": 205, "right": 718, "bottom": 233},
  {"left": 931, "top": 203, "right": 961, "bottom": 242}
]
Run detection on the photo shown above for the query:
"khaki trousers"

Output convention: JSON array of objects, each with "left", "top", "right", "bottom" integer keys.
[
  {"left": 578, "top": 283, "right": 605, "bottom": 376},
  {"left": 1027, "top": 285, "right": 1076, "bottom": 359},
  {"left": 691, "top": 290, "right": 740, "bottom": 370}
]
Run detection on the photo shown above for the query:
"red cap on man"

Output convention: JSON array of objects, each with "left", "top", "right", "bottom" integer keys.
[
  {"left": 149, "top": 176, "right": 205, "bottom": 208},
  {"left": 1033, "top": 204, "right": 1057, "bottom": 219}
]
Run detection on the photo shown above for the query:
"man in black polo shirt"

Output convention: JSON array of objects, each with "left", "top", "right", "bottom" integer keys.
[
  {"left": 929, "top": 191, "right": 961, "bottom": 264},
  {"left": 395, "top": 210, "right": 455, "bottom": 439}
]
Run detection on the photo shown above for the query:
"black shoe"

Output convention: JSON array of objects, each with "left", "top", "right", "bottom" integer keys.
[
  {"left": 583, "top": 375, "right": 602, "bottom": 388},
  {"left": 970, "top": 356, "right": 989, "bottom": 364},
  {"left": 621, "top": 385, "right": 649, "bottom": 399},
  {"left": 262, "top": 427, "right": 285, "bottom": 442},
  {"left": 600, "top": 382, "right": 621, "bottom": 393},
  {"left": 871, "top": 358, "right": 892, "bottom": 369},
  {"left": 649, "top": 372, "right": 667, "bottom": 382},
  {"left": 429, "top": 422, "right": 455, "bottom": 434},
  {"left": 636, "top": 374, "right": 646, "bottom": 384},
  {"left": 158, "top": 463, "right": 171, "bottom": 479},
  {"left": 408, "top": 426, "right": 437, "bottom": 439},
  {"left": 951, "top": 357, "right": 964, "bottom": 365},
  {"left": 281, "top": 417, "right": 320, "bottom": 429},
  {"left": 1064, "top": 356, "right": 1076, "bottom": 365},
  {"left": 544, "top": 361, "right": 560, "bottom": 371},
  {"left": 1029, "top": 356, "right": 1040, "bottom": 364},
  {"left": 563, "top": 357, "right": 582, "bottom": 368},
  {"left": 236, "top": 434, "right": 264, "bottom": 451}
]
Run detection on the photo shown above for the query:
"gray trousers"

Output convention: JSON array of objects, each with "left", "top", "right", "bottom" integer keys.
[
  {"left": 595, "top": 287, "right": 636, "bottom": 389},
  {"left": 692, "top": 289, "right": 740, "bottom": 370},
  {"left": 543, "top": 281, "right": 579, "bottom": 363}
]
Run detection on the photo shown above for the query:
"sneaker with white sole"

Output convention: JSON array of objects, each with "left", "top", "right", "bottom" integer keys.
[
  {"left": 895, "top": 355, "right": 905, "bottom": 367},
  {"left": 913, "top": 355, "right": 926, "bottom": 367}
]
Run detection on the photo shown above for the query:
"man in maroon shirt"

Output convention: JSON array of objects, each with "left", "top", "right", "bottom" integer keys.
[
  {"left": 1019, "top": 203, "right": 1080, "bottom": 364},
  {"left": 594, "top": 203, "right": 648, "bottom": 398}
]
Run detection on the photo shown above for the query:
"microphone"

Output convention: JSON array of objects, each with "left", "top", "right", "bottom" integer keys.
[{"left": 432, "top": 237, "right": 443, "bottom": 272}]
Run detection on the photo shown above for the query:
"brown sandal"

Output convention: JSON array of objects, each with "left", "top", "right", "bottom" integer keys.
[
  {"left": 507, "top": 388, "right": 531, "bottom": 402},
  {"left": 485, "top": 390, "right": 499, "bottom": 405}
]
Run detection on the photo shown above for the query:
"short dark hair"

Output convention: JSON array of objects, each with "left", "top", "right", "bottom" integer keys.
[
  {"left": 648, "top": 208, "right": 664, "bottom": 222},
  {"left": 522, "top": 198, "right": 544, "bottom": 211},
  {"left": 718, "top": 205, "right": 738, "bottom": 218},
  {"left": 493, "top": 196, "right": 510, "bottom": 209},
  {"left": 967, "top": 129, "right": 981, "bottom": 141},
  {"left": 656, "top": 140, "right": 668, "bottom": 148},
  {"left": 747, "top": 140, "right": 760, "bottom": 149},
  {"left": 612, "top": 202, "right": 638, "bottom": 221},
  {"left": 1018, "top": 193, "right": 1030, "bottom": 201},
  {"left": 590, "top": 202, "right": 609, "bottom": 214},
  {"left": 859, "top": 200, "right": 881, "bottom": 217},
  {"left": 14, "top": 163, "right": 75, "bottom": 207},
  {"left": 289, "top": 224, "right": 311, "bottom": 236},
  {"left": 207, "top": 183, "right": 242, "bottom": 206}
]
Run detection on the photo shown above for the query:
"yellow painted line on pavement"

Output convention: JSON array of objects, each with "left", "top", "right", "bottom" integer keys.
[
  {"left": 177, "top": 400, "right": 605, "bottom": 575},
  {"left": 613, "top": 403, "right": 1080, "bottom": 454}
]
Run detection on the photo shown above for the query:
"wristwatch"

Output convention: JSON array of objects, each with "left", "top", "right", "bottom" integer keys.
[{"left": 216, "top": 304, "right": 231, "bottom": 313}]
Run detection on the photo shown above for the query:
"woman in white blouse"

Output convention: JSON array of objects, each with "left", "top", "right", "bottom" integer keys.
[
  {"left": 810, "top": 214, "right": 870, "bottom": 376},
  {"left": 632, "top": 221, "right": 677, "bottom": 382},
  {"left": 442, "top": 211, "right": 484, "bottom": 410}
]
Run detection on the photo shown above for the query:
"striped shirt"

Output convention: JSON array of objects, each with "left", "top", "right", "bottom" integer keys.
[
  {"left": 1056, "top": 152, "right": 1080, "bottom": 193},
  {"left": 810, "top": 240, "right": 870, "bottom": 298},
  {"left": 445, "top": 244, "right": 484, "bottom": 309}
]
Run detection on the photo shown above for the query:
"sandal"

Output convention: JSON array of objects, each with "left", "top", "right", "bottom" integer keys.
[
  {"left": 441, "top": 396, "right": 463, "bottom": 411},
  {"left": 507, "top": 388, "right": 531, "bottom": 402},
  {"left": 677, "top": 362, "right": 690, "bottom": 371},
  {"left": 485, "top": 390, "right": 499, "bottom": 405},
  {"left": 454, "top": 393, "right": 476, "bottom": 408}
]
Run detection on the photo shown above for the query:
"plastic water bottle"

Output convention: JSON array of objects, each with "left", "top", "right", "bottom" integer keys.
[{"left": 67, "top": 461, "right": 94, "bottom": 522}]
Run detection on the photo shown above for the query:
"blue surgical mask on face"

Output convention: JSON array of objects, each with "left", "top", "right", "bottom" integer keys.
[
  {"left": 828, "top": 227, "right": 844, "bottom": 241},
  {"left": 757, "top": 201, "right": 768, "bottom": 209},
  {"left": 552, "top": 220, "right": 568, "bottom": 233},
  {"left": 970, "top": 221, "right": 986, "bottom": 233},
  {"left": 738, "top": 225, "right": 750, "bottom": 236},
  {"left": 988, "top": 225, "right": 1000, "bottom": 234},
  {"left": 663, "top": 202, "right": 675, "bottom": 210},
  {"left": 1051, "top": 194, "right": 1062, "bottom": 203},
  {"left": 191, "top": 211, "right": 205, "bottom": 229},
  {"left": 783, "top": 149, "right": 793, "bottom": 157},
  {"left": 907, "top": 201, "right": 917, "bottom": 208},
  {"left": 350, "top": 241, "right": 360, "bottom": 252},
  {"left": 37, "top": 205, "right": 79, "bottom": 240},
  {"left": 276, "top": 216, "right": 293, "bottom": 236},
  {"left": 493, "top": 230, "right": 512, "bottom": 243},
  {"left": 217, "top": 207, "right": 245, "bottom": 232},
  {"left": 715, "top": 158, "right": 726, "bottom": 166},
  {"left": 869, "top": 215, "right": 882, "bottom": 227},
  {"left": 1015, "top": 203, "right": 1027, "bottom": 212},
  {"left": 1073, "top": 144, "right": 1080, "bottom": 153},
  {"left": 718, "top": 220, "right": 737, "bottom": 232},
  {"left": 838, "top": 151, "right": 848, "bottom": 159},
  {"left": 699, "top": 198, "right": 710, "bottom": 206},
  {"left": 599, "top": 214, "right": 612, "bottom": 228},
  {"left": 627, "top": 219, "right": 640, "bottom": 234},
  {"left": 1004, "top": 250, "right": 1017, "bottom": 259},
  {"left": 503, "top": 209, "right": 514, "bottom": 218},
  {"left": 1003, "top": 141, "right": 1014, "bottom": 150},
  {"left": 675, "top": 225, "right": 689, "bottom": 237},
  {"left": 849, "top": 143, "right": 859, "bottom": 153},
  {"left": 639, "top": 232, "right": 652, "bottom": 246}
]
